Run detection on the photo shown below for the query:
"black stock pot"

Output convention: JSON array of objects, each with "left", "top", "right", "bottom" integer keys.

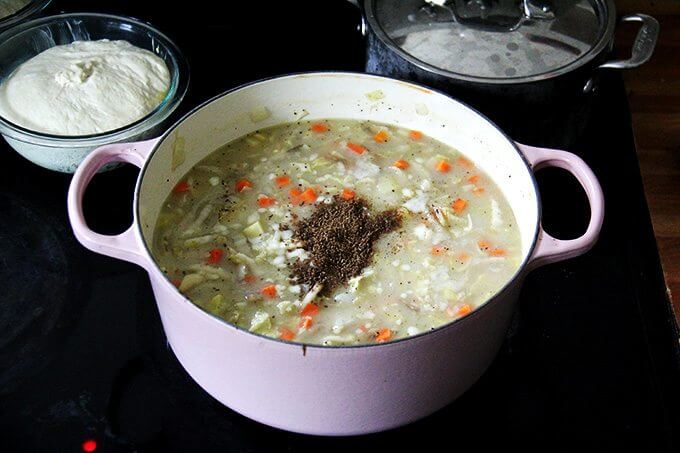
[{"left": 349, "top": 0, "right": 658, "bottom": 144}]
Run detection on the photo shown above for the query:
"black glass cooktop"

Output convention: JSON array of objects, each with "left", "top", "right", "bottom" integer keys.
[{"left": 1, "top": 1, "right": 678, "bottom": 452}]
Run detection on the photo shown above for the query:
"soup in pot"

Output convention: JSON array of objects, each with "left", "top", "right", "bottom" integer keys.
[{"left": 152, "top": 119, "right": 521, "bottom": 345}]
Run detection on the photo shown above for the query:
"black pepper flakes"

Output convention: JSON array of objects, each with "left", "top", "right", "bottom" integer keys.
[{"left": 291, "top": 196, "right": 401, "bottom": 297}]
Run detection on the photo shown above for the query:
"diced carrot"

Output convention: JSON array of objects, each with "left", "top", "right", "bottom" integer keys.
[
  {"left": 235, "top": 179, "right": 253, "bottom": 192},
  {"left": 457, "top": 304, "right": 472, "bottom": 317},
  {"left": 457, "top": 251, "right": 470, "bottom": 262},
  {"left": 300, "top": 303, "right": 319, "bottom": 318},
  {"left": 347, "top": 142, "right": 367, "bottom": 155},
  {"left": 431, "top": 245, "right": 448, "bottom": 256},
  {"left": 374, "top": 130, "right": 389, "bottom": 143},
  {"left": 171, "top": 279, "right": 182, "bottom": 288},
  {"left": 409, "top": 130, "right": 423, "bottom": 140},
  {"left": 457, "top": 157, "right": 473, "bottom": 168},
  {"left": 257, "top": 194, "right": 276, "bottom": 208},
  {"left": 472, "top": 187, "right": 485, "bottom": 195},
  {"left": 435, "top": 160, "right": 451, "bottom": 173},
  {"left": 275, "top": 175, "right": 291, "bottom": 188},
  {"left": 299, "top": 187, "right": 317, "bottom": 204},
  {"left": 341, "top": 188, "right": 356, "bottom": 200},
  {"left": 243, "top": 274, "right": 256, "bottom": 284},
  {"left": 468, "top": 175, "right": 479, "bottom": 184},
  {"left": 173, "top": 180, "right": 190, "bottom": 193},
  {"left": 299, "top": 317, "right": 313, "bottom": 330},
  {"left": 452, "top": 198, "right": 467, "bottom": 214},
  {"left": 394, "top": 159, "right": 409, "bottom": 170},
  {"left": 478, "top": 242, "right": 506, "bottom": 257},
  {"left": 279, "top": 327, "right": 296, "bottom": 341},
  {"left": 490, "top": 248, "right": 507, "bottom": 257},
  {"left": 375, "top": 328, "right": 392, "bottom": 343},
  {"left": 311, "top": 122, "right": 329, "bottom": 133},
  {"left": 260, "top": 284, "right": 277, "bottom": 299},
  {"left": 206, "top": 248, "right": 224, "bottom": 264},
  {"left": 289, "top": 188, "right": 303, "bottom": 205}
]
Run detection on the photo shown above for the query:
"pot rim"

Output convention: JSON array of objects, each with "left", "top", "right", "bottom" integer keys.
[
  {"left": 134, "top": 71, "right": 542, "bottom": 350},
  {"left": 362, "top": 0, "right": 617, "bottom": 85}
]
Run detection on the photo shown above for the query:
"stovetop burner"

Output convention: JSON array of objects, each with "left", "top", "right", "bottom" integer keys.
[{"left": 0, "top": 194, "right": 80, "bottom": 393}]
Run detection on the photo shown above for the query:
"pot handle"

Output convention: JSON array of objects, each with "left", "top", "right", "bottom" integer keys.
[
  {"left": 517, "top": 144, "right": 605, "bottom": 271},
  {"left": 67, "top": 138, "right": 159, "bottom": 270},
  {"left": 599, "top": 14, "right": 659, "bottom": 70},
  {"left": 346, "top": 0, "right": 367, "bottom": 36}
]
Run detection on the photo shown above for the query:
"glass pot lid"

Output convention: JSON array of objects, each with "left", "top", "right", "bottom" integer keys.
[{"left": 366, "top": 0, "right": 616, "bottom": 82}]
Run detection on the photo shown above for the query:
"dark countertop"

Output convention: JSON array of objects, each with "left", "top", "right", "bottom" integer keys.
[
  {"left": 0, "top": 1, "right": 678, "bottom": 452},
  {"left": 616, "top": 2, "right": 680, "bottom": 323}
]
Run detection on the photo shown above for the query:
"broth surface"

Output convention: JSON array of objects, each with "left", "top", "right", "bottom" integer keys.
[{"left": 152, "top": 119, "right": 521, "bottom": 345}]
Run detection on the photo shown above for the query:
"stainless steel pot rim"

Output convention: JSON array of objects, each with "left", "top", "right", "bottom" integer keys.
[
  {"left": 133, "top": 71, "right": 543, "bottom": 350},
  {"left": 363, "top": 0, "right": 618, "bottom": 85}
]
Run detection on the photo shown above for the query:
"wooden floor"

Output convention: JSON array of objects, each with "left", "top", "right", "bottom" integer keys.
[{"left": 617, "top": 1, "right": 680, "bottom": 322}]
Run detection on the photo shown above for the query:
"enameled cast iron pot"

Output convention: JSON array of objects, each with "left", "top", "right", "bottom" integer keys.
[{"left": 67, "top": 72, "right": 604, "bottom": 436}]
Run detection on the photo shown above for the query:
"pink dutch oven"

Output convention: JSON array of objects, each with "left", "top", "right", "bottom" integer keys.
[{"left": 67, "top": 72, "right": 604, "bottom": 436}]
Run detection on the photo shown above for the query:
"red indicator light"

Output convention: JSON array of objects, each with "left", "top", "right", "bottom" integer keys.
[{"left": 82, "top": 439, "right": 97, "bottom": 452}]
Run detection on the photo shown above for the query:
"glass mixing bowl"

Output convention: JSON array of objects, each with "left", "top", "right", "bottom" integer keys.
[{"left": 0, "top": 12, "right": 189, "bottom": 172}]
